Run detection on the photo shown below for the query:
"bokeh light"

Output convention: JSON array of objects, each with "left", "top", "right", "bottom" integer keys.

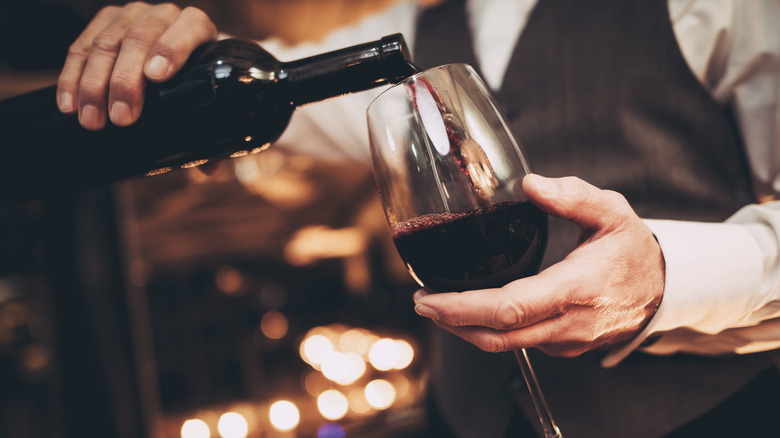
[
  {"left": 393, "top": 339, "right": 414, "bottom": 369},
  {"left": 347, "top": 387, "right": 373, "bottom": 414},
  {"left": 301, "top": 334, "right": 334, "bottom": 369},
  {"left": 317, "top": 389, "right": 349, "bottom": 420},
  {"left": 304, "top": 370, "right": 331, "bottom": 397},
  {"left": 215, "top": 266, "right": 243, "bottom": 295},
  {"left": 269, "top": 400, "right": 300, "bottom": 431},
  {"left": 364, "top": 379, "right": 396, "bottom": 410},
  {"left": 339, "top": 329, "right": 371, "bottom": 356},
  {"left": 368, "top": 338, "right": 401, "bottom": 371},
  {"left": 260, "top": 311, "right": 289, "bottom": 340},
  {"left": 321, "top": 351, "right": 366, "bottom": 385},
  {"left": 321, "top": 351, "right": 350, "bottom": 383},
  {"left": 181, "top": 419, "right": 210, "bottom": 438},
  {"left": 217, "top": 412, "right": 248, "bottom": 438},
  {"left": 388, "top": 374, "right": 412, "bottom": 401}
]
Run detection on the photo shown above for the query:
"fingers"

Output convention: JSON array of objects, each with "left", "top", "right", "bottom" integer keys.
[
  {"left": 144, "top": 7, "right": 218, "bottom": 82},
  {"left": 56, "top": 3, "right": 217, "bottom": 130},
  {"left": 57, "top": 5, "right": 121, "bottom": 115},
  {"left": 431, "top": 315, "right": 587, "bottom": 355},
  {"left": 105, "top": 4, "right": 182, "bottom": 126},
  {"left": 523, "top": 174, "right": 635, "bottom": 234},
  {"left": 413, "top": 271, "right": 572, "bottom": 330},
  {"left": 427, "top": 300, "right": 606, "bottom": 357},
  {"left": 77, "top": 4, "right": 151, "bottom": 129}
]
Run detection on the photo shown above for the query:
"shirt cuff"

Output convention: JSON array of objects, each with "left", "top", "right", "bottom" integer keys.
[{"left": 602, "top": 218, "right": 764, "bottom": 367}]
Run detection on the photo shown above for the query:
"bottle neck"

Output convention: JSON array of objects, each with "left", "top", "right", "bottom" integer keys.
[{"left": 283, "top": 34, "right": 413, "bottom": 106}]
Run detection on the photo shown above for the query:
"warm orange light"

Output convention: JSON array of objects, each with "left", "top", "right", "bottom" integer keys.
[
  {"left": 368, "top": 338, "right": 401, "bottom": 371},
  {"left": 269, "top": 400, "right": 300, "bottom": 431},
  {"left": 250, "top": 143, "right": 271, "bottom": 154},
  {"left": 321, "top": 351, "right": 366, "bottom": 385},
  {"left": 304, "top": 370, "right": 331, "bottom": 397},
  {"left": 182, "top": 159, "right": 209, "bottom": 169},
  {"left": 347, "top": 387, "right": 373, "bottom": 414},
  {"left": 317, "top": 389, "right": 349, "bottom": 420},
  {"left": 260, "top": 311, "right": 288, "bottom": 340},
  {"left": 364, "top": 379, "right": 396, "bottom": 410},
  {"left": 301, "top": 334, "right": 334, "bottom": 369},
  {"left": 388, "top": 374, "right": 412, "bottom": 400},
  {"left": 215, "top": 266, "right": 243, "bottom": 295},
  {"left": 217, "top": 412, "right": 248, "bottom": 438},
  {"left": 146, "top": 167, "right": 172, "bottom": 176},
  {"left": 181, "top": 419, "right": 210, "bottom": 438},
  {"left": 393, "top": 340, "right": 414, "bottom": 369},
  {"left": 339, "top": 329, "right": 371, "bottom": 355}
]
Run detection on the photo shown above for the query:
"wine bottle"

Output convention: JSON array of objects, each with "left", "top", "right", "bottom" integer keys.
[{"left": 0, "top": 34, "right": 414, "bottom": 199}]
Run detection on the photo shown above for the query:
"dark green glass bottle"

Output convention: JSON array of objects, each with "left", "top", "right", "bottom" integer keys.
[{"left": 0, "top": 34, "right": 413, "bottom": 199}]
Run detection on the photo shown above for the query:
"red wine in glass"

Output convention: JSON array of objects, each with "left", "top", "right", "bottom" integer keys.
[{"left": 392, "top": 201, "right": 547, "bottom": 292}]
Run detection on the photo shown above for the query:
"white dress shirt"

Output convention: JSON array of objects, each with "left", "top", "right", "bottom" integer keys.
[{"left": 261, "top": 0, "right": 780, "bottom": 365}]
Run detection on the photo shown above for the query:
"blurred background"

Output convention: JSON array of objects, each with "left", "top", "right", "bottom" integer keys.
[{"left": 0, "top": 1, "right": 442, "bottom": 437}]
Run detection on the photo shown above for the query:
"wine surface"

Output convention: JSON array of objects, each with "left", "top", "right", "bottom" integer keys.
[{"left": 391, "top": 201, "right": 547, "bottom": 292}]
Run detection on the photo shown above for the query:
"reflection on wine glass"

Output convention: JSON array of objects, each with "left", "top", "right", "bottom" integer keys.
[{"left": 367, "top": 63, "right": 562, "bottom": 438}]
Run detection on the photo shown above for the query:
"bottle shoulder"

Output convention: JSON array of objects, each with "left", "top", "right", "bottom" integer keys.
[{"left": 198, "top": 38, "right": 285, "bottom": 82}]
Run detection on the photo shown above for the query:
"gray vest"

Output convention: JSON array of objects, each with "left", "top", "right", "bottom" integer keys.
[{"left": 414, "top": 1, "right": 777, "bottom": 436}]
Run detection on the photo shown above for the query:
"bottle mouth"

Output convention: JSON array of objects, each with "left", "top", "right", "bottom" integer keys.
[
  {"left": 380, "top": 34, "right": 411, "bottom": 63},
  {"left": 378, "top": 34, "right": 414, "bottom": 84}
]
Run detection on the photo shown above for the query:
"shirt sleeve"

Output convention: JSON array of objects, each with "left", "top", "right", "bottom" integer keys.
[
  {"left": 603, "top": 203, "right": 780, "bottom": 366},
  {"left": 604, "top": 0, "right": 780, "bottom": 366}
]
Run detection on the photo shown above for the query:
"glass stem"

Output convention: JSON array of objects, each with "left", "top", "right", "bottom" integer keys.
[{"left": 513, "top": 348, "right": 562, "bottom": 438}]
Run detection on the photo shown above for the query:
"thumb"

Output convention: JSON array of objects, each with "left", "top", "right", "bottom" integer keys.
[{"left": 522, "top": 174, "right": 634, "bottom": 232}]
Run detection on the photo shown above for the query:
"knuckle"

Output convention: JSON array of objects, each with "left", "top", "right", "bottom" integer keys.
[
  {"left": 182, "top": 6, "right": 216, "bottom": 33},
  {"left": 558, "top": 347, "right": 587, "bottom": 358},
  {"left": 57, "top": 74, "right": 77, "bottom": 91},
  {"left": 155, "top": 2, "right": 181, "bottom": 16},
  {"left": 109, "top": 73, "right": 142, "bottom": 100},
  {"left": 603, "top": 189, "right": 629, "bottom": 208},
  {"left": 95, "top": 5, "right": 120, "bottom": 20},
  {"left": 434, "top": 308, "right": 458, "bottom": 326},
  {"left": 151, "top": 39, "right": 180, "bottom": 61},
  {"left": 153, "top": 32, "right": 188, "bottom": 59},
  {"left": 492, "top": 301, "right": 523, "bottom": 330},
  {"left": 602, "top": 190, "right": 635, "bottom": 225},
  {"left": 478, "top": 336, "right": 508, "bottom": 354},
  {"left": 77, "top": 77, "right": 106, "bottom": 103},
  {"left": 123, "top": 25, "right": 155, "bottom": 49},
  {"left": 91, "top": 32, "right": 123, "bottom": 56},
  {"left": 561, "top": 175, "right": 583, "bottom": 185},
  {"left": 568, "top": 332, "right": 594, "bottom": 347},
  {"left": 124, "top": 1, "right": 148, "bottom": 12},
  {"left": 543, "top": 318, "right": 568, "bottom": 344},
  {"left": 67, "top": 40, "right": 91, "bottom": 58}
]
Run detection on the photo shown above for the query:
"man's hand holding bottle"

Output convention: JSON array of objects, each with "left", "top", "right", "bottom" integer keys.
[{"left": 56, "top": 2, "right": 217, "bottom": 130}]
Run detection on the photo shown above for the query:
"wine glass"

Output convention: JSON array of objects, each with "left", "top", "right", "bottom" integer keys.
[{"left": 367, "top": 63, "right": 562, "bottom": 438}]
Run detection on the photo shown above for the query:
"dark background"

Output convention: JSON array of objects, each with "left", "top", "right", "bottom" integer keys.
[{"left": 0, "top": 1, "right": 437, "bottom": 437}]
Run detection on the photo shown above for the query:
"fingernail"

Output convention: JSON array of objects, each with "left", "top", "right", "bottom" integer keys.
[
  {"left": 145, "top": 55, "right": 169, "bottom": 79},
  {"left": 529, "top": 174, "right": 557, "bottom": 196},
  {"left": 110, "top": 101, "right": 133, "bottom": 126},
  {"left": 80, "top": 104, "right": 102, "bottom": 130},
  {"left": 413, "top": 289, "right": 430, "bottom": 303},
  {"left": 58, "top": 92, "right": 75, "bottom": 113},
  {"left": 414, "top": 304, "right": 438, "bottom": 319}
]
